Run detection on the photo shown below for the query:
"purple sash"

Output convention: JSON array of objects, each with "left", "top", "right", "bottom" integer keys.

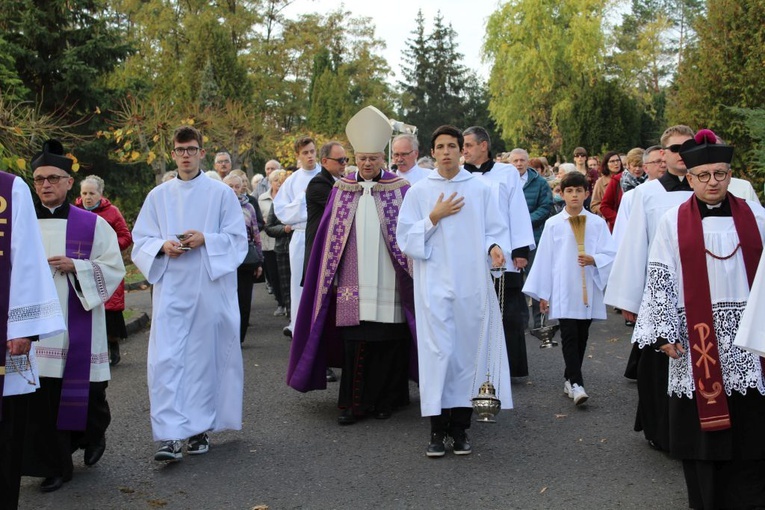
[
  {"left": 57, "top": 206, "right": 97, "bottom": 430},
  {"left": 0, "top": 171, "right": 14, "bottom": 419}
]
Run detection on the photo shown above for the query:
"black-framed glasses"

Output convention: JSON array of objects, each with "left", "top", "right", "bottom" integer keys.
[
  {"left": 326, "top": 157, "right": 349, "bottom": 164},
  {"left": 689, "top": 170, "right": 730, "bottom": 183},
  {"left": 608, "top": 158, "right": 621, "bottom": 164},
  {"left": 664, "top": 144, "right": 683, "bottom": 153},
  {"left": 645, "top": 159, "right": 664, "bottom": 165},
  {"left": 33, "top": 175, "right": 69, "bottom": 186},
  {"left": 173, "top": 146, "right": 200, "bottom": 156},
  {"left": 215, "top": 159, "right": 231, "bottom": 165},
  {"left": 392, "top": 150, "right": 414, "bottom": 159}
]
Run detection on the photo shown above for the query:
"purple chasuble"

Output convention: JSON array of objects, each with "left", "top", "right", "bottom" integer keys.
[
  {"left": 0, "top": 171, "right": 14, "bottom": 418},
  {"left": 287, "top": 171, "right": 418, "bottom": 392},
  {"left": 57, "top": 206, "right": 97, "bottom": 431}
]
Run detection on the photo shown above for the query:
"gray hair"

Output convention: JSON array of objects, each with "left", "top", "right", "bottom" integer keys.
[
  {"left": 205, "top": 170, "right": 222, "bottom": 181},
  {"left": 462, "top": 126, "right": 491, "bottom": 149},
  {"left": 392, "top": 134, "right": 419, "bottom": 151},
  {"left": 558, "top": 163, "right": 578, "bottom": 174},
  {"left": 416, "top": 156, "right": 434, "bottom": 169},
  {"left": 265, "top": 159, "right": 281, "bottom": 170},
  {"left": 161, "top": 171, "right": 177, "bottom": 183},
  {"left": 269, "top": 169, "right": 287, "bottom": 183},
  {"left": 643, "top": 145, "right": 662, "bottom": 162},
  {"left": 510, "top": 148, "right": 530, "bottom": 160},
  {"left": 81, "top": 174, "right": 105, "bottom": 194}
]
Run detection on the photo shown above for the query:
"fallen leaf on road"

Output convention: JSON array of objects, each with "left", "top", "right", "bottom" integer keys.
[
  {"left": 119, "top": 487, "right": 135, "bottom": 494},
  {"left": 252, "top": 505, "right": 270, "bottom": 510},
  {"left": 147, "top": 500, "right": 167, "bottom": 507},
  {"left": 554, "top": 414, "right": 567, "bottom": 418},
  {"left": 540, "top": 487, "right": 547, "bottom": 494}
]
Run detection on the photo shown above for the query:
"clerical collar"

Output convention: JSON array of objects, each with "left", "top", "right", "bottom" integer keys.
[
  {"left": 464, "top": 160, "right": 495, "bottom": 174},
  {"left": 697, "top": 195, "right": 731, "bottom": 219},
  {"left": 356, "top": 170, "right": 382, "bottom": 182},
  {"left": 659, "top": 171, "right": 692, "bottom": 192},
  {"left": 178, "top": 170, "right": 202, "bottom": 181},
  {"left": 35, "top": 200, "right": 70, "bottom": 219}
]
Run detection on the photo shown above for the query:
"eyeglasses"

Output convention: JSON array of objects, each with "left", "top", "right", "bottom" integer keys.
[
  {"left": 326, "top": 157, "right": 349, "bottom": 164},
  {"left": 173, "top": 146, "right": 200, "bottom": 156},
  {"left": 33, "top": 175, "right": 69, "bottom": 186},
  {"left": 689, "top": 170, "right": 730, "bottom": 183},
  {"left": 215, "top": 159, "right": 231, "bottom": 165},
  {"left": 664, "top": 144, "right": 683, "bottom": 153},
  {"left": 608, "top": 159, "right": 621, "bottom": 164},
  {"left": 392, "top": 151, "right": 414, "bottom": 159},
  {"left": 645, "top": 159, "right": 664, "bottom": 165},
  {"left": 574, "top": 154, "right": 587, "bottom": 158}
]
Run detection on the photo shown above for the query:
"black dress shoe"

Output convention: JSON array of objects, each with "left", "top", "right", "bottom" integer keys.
[
  {"left": 40, "top": 474, "right": 71, "bottom": 493},
  {"left": 426, "top": 433, "right": 446, "bottom": 458},
  {"left": 84, "top": 436, "right": 106, "bottom": 466},
  {"left": 326, "top": 368, "right": 338, "bottom": 382},
  {"left": 337, "top": 409, "right": 356, "bottom": 425}
]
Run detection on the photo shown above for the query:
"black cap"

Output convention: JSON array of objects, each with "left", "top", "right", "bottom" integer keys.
[
  {"left": 31, "top": 139, "right": 73, "bottom": 173},
  {"left": 679, "top": 129, "right": 734, "bottom": 169}
]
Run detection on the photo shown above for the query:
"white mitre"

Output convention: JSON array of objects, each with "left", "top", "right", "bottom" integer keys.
[{"left": 346, "top": 106, "right": 393, "bottom": 153}]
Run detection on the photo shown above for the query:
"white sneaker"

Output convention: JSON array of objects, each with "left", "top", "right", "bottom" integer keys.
[
  {"left": 571, "top": 384, "right": 589, "bottom": 406},
  {"left": 273, "top": 306, "right": 287, "bottom": 316},
  {"left": 564, "top": 380, "right": 573, "bottom": 398}
]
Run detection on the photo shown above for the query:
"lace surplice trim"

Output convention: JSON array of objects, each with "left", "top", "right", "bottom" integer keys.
[
  {"left": 91, "top": 261, "right": 110, "bottom": 303},
  {"left": 633, "top": 262, "right": 765, "bottom": 398},
  {"left": 8, "top": 300, "right": 61, "bottom": 323},
  {"left": 633, "top": 262, "right": 680, "bottom": 349}
]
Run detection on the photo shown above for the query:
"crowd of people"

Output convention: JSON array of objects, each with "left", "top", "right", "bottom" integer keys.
[{"left": 2, "top": 113, "right": 765, "bottom": 510}]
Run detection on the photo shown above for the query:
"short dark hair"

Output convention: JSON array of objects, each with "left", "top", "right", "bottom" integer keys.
[
  {"left": 320, "top": 141, "right": 343, "bottom": 160},
  {"left": 573, "top": 146, "right": 587, "bottom": 157},
  {"left": 174, "top": 125, "right": 203, "bottom": 146},
  {"left": 294, "top": 136, "right": 315, "bottom": 154},
  {"left": 599, "top": 150, "right": 623, "bottom": 177},
  {"left": 462, "top": 126, "right": 491, "bottom": 149},
  {"left": 431, "top": 125, "right": 464, "bottom": 152},
  {"left": 560, "top": 171, "right": 588, "bottom": 191}
]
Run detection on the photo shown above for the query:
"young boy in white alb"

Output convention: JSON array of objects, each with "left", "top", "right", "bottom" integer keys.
[{"left": 523, "top": 172, "right": 616, "bottom": 405}]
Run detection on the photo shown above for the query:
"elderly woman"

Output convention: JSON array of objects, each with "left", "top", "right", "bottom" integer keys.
[
  {"left": 264, "top": 170, "right": 293, "bottom": 328},
  {"left": 75, "top": 175, "right": 132, "bottom": 366},
  {"left": 258, "top": 169, "right": 288, "bottom": 317},
  {"left": 223, "top": 174, "right": 263, "bottom": 344}
]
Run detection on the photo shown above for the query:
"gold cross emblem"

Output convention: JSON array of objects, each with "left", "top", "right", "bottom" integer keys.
[{"left": 692, "top": 323, "right": 717, "bottom": 379}]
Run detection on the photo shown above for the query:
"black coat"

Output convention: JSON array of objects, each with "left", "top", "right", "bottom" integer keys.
[{"left": 303, "top": 167, "right": 336, "bottom": 279}]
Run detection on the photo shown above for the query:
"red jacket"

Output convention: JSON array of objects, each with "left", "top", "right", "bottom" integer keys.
[
  {"left": 74, "top": 197, "right": 132, "bottom": 311},
  {"left": 599, "top": 172, "right": 623, "bottom": 231}
]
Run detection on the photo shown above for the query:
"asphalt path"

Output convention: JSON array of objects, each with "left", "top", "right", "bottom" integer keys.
[{"left": 19, "top": 283, "right": 687, "bottom": 510}]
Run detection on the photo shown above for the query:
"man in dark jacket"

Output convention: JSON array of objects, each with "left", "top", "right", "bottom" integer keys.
[{"left": 509, "top": 148, "right": 553, "bottom": 329}]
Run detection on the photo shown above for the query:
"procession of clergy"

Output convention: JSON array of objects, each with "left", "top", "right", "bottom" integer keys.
[{"left": 2, "top": 105, "right": 765, "bottom": 510}]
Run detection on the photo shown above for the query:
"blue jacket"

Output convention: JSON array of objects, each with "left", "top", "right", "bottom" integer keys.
[{"left": 521, "top": 168, "right": 553, "bottom": 244}]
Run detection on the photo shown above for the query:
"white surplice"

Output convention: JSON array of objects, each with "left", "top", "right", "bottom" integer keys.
[
  {"left": 132, "top": 173, "right": 247, "bottom": 441},
  {"left": 632, "top": 201, "right": 765, "bottom": 398},
  {"left": 472, "top": 162, "right": 536, "bottom": 272},
  {"left": 397, "top": 169, "right": 512, "bottom": 416},
  {"left": 604, "top": 179, "right": 693, "bottom": 314},
  {"left": 734, "top": 251, "right": 765, "bottom": 357},
  {"left": 35, "top": 210, "right": 124, "bottom": 383},
  {"left": 3, "top": 177, "right": 65, "bottom": 396},
  {"left": 396, "top": 165, "right": 431, "bottom": 186},
  {"left": 523, "top": 209, "right": 616, "bottom": 320},
  {"left": 611, "top": 187, "right": 637, "bottom": 249},
  {"left": 273, "top": 165, "right": 320, "bottom": 330}
]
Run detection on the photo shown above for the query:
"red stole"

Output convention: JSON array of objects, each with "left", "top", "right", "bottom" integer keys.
[{"left": 677, "top": 194, "right": 762, "bottom": 431}]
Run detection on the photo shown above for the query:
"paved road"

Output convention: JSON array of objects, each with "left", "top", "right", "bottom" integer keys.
[{"left": 19, "top": 283, "right": 687, "bottom": 510}]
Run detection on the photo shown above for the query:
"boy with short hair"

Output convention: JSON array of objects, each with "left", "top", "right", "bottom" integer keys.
[{"left": 523, "top": 172, "right": 616, "bottom": 405}]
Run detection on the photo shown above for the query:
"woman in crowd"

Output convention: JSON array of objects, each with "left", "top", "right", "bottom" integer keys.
[
  {"left": 590, "top": 151, "right": 623, "bottom": 216},
  {"left": 224, "top": 174, "right": 263, "bottom": 344},
  {"left": 600, "top": 148, "right": 644, "bottom": 231},
  {"left": 259, "top": 170, "right": 288, "bottom": 317},
  {"left": 264, "top": 170, "right": 292, "bottom": 324},
  {"left": 76, "top": 175, "right": 132, "bottom": 366}
]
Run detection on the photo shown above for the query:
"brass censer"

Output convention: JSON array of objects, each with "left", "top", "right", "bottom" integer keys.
[
  {"left": 472, "top": 377, "right": 501, "bottom": 423},
  {"left": 530, "top": 313, "right": 560, "bottom": 349}
]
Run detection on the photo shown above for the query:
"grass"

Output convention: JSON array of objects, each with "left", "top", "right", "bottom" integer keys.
[{"left": 124, "top": 263, "right": 146, "bottom": 285}]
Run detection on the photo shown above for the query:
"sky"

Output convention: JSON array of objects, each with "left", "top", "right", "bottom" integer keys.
[{"left": 281, "top": 0, "right": 503, "bottom": 83}]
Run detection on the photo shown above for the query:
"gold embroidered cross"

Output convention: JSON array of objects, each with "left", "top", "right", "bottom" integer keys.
[
  {"left": 693, "top": 323, "right": 717, "bottom": 379},
  {"left": 71, "top": 241, "right": 87, "bottom": 259},
  {"left": 338, "top": 287, "right": 355, "bottom": 301}
]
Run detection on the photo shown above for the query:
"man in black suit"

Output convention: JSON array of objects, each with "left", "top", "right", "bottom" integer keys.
[{"left": 303, "top": 141, "right": 347, "bottom": 383}]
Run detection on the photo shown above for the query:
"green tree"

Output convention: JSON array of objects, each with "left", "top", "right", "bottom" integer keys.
[
  {"left": 483, "top": 0, "right": 609, "bottom": 156},
  {"left": 668, "top": 0, "right": 765, "bottom": 183}
]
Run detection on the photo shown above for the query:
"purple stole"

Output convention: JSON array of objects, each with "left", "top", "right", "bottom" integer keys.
[
  {"left": 57, "top": 206, "right": 98, "bottom": 431},
  {"left": 677, "top": 194, "right": 763, "bottom": 431},
  {"left": 0, "top": 171, "right": 14, "bottom": 419}
]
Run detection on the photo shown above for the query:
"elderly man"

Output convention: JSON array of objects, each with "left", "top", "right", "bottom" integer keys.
[
  {"left": 132, "top": 126, "right": 247, "bottom": 463},
  {"left": 391, "top": 134, "right": 430, "bottom": 185},
  {"left": 1, "top": 169, "right": 65, "bottom": 509},
  {"left": 256, "top": 159, "right": 280, "bottom": 197},
  {"left": 633, "top": 130, "right": 765, "bottom": 510},
  {"left": 288, "top": 106, "right": 417, "bottom": 426},
  {"left": 274, "top": 137, "right": 321, "bottom": 337},
  {"left": 214, "top": 151, "right": 232, "bottom": 179},
  {"left": 508, "top": 148, "right": 552, "bottom": 330},
  {"left": 24, "top": 140, "right": 124, "bottom": 493},
  {"left": 462, "top": 126, "right": 535, "bottom": 377}
]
